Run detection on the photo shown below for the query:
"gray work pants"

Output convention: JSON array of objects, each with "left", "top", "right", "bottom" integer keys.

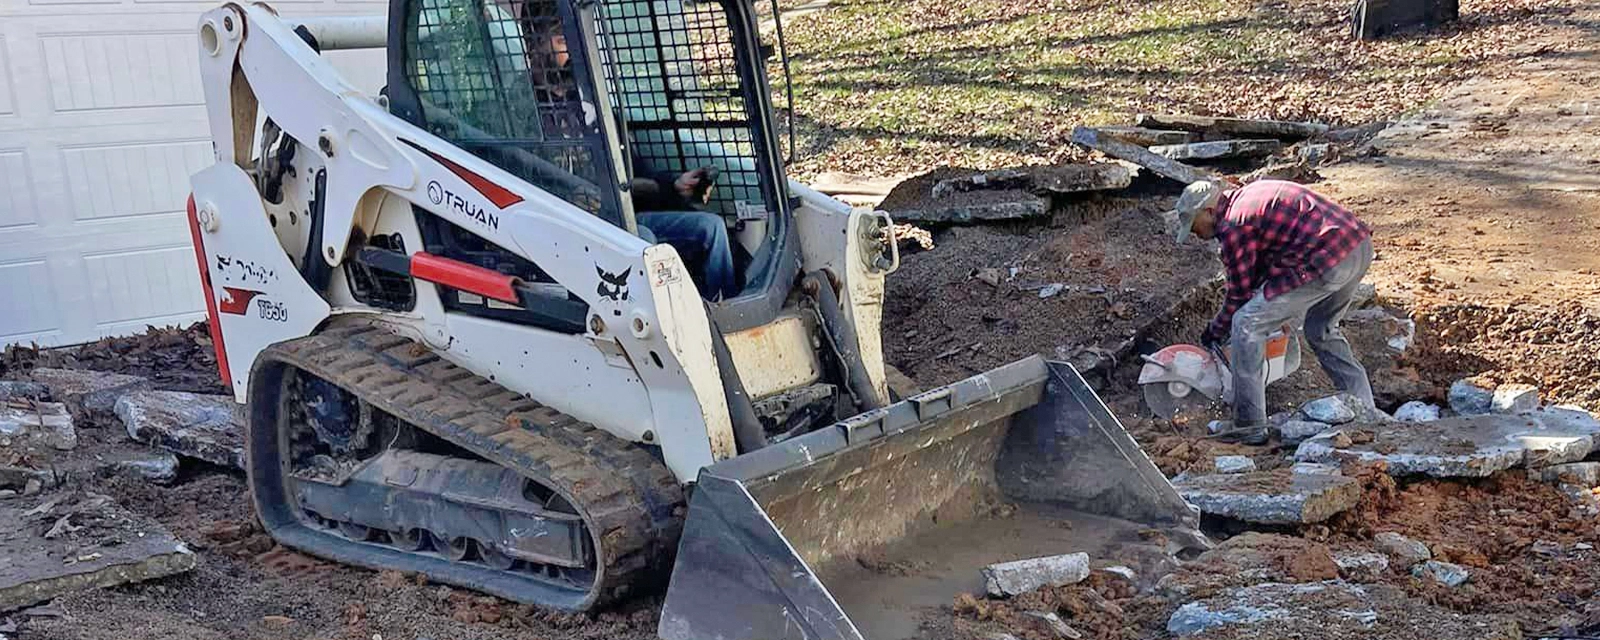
[{"left": 1230, "top": 238, "right": 1376, "bottom": 424}]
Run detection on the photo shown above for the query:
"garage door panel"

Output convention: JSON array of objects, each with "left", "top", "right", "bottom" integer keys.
[
  {"left": 0, "top": 36, "right": 14, "bottom": 116},
  {"left": 0, "top": 149, "right": 37, "bottom": 229},
  {"left": 41, "top": 31, "right": 202, "bottom": 112},
  {"left": 82, "top": 244, "right": 202, "bottom": 332},
  {"left": 0, "top": 258, "right": 61, "bottom": 343},
  {"left": 63, "top": 138, "right": 211, "bottom": 222}
]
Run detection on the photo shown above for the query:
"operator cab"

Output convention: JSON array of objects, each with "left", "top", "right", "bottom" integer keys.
[{"left": 384, "top": 0, "right": 795, "bottom": 320}]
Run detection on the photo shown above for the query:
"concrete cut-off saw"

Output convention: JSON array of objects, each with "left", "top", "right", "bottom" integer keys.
[{"left": 1138, "top": 328, "right": 1302, "bottom": 419}]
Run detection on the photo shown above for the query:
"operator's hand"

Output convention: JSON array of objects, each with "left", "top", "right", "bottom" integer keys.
[{"left": 674, "top": 167, "right": 714, "bottom": 203}]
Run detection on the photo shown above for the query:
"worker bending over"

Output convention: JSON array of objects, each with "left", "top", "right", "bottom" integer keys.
[{"left": 1172, "top": 179, "right": 1376, "bottom": 444}]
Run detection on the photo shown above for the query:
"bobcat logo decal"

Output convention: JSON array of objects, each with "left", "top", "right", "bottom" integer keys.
[{"left": 596, "top": 265, "right": 630, "bottom": 301}]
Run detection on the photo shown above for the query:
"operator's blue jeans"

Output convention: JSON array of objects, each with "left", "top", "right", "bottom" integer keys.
[
  {"left": 637, "top": 211, "right": 738, "bottom": 300},
  {"left": 1230, "top": 238, "right": 1376, "bottom": 424}
]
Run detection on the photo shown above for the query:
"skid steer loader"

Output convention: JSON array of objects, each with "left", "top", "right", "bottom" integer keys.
[{"left": 185, "top": 1, "right": 1203, "bottom": 637}]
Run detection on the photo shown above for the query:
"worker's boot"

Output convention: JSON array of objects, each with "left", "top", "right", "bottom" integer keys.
[{"left": 1208, "top": 420, "right": 1270, "bottom": 445}]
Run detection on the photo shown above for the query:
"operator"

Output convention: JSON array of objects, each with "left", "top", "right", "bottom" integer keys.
[
  {"left": 1171, "top": 179, "right": 1376, "bottom": 445},
  {"left": 535, "top": 28, "right": 738, "bottom": 300}
]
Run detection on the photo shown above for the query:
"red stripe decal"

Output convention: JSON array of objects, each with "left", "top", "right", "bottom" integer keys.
[
  {"left": 408, "top": 142, "right": 524, "bottom": 209},
  {"left": 219, "top": 287, "right": 264, "bottom": 315},
  {"left": 410, "top": 252, "right": 520, "bottom": 304},
  {"left": 186, "top": 196, "right": 232, "bottom": 387}
]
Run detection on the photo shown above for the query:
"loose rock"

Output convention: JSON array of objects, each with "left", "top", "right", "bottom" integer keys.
[
  {"left": 1491, "top": 383, "right": 1539, "bottom": 414},
  {"left": 1214, "top": 455, "right": 1257, "bottom": 474},
  {"left": 1412, "top": 560, "right": 1470, "bottom": 587},
  {"left": 1301, "top": 395, "right": 1357, "bottom": 425},
  {"left": 1279, "top": 419, "right": 1333, "bottom": 445},
  {"left": 1021, "top": 611, "right": 1084, "bottom": 639},
  {"left": 1393, "top": 401, "right": 1441, "bottom": 422},
  {"left": 1333, "top": 552, "right": 1390, "bottom": 582},
  {"left": 1175, "top": 470, "right": 1361, "bottom": 524},
  {"left": 982, "top": 552, "right": 1090, "bottom": 597},
  {"left": 0, "top": 401, "right": 76, "bottom": 450},
  {"left": 29, "top": 368, "right": 150, "bottom": 425},
  {"left": 1540, "top": 462, "right": 1600, "bottom": 488},
  {"left": 116, "top": 390, "right": 245, "bottom": 470},
  {"left": 1447, "top": 379, "right": 1494, "bottom": 416},
  {"left": 1374, "top": 532, "right": 1431, "bottom": 567}
]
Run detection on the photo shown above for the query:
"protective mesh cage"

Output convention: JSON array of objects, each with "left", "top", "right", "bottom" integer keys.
[
  {"left": 598, "top": 0, "right": 776, "bottom": 219},
  {"left": 404, "top": 0, "right": 614, "bottom": 220}
]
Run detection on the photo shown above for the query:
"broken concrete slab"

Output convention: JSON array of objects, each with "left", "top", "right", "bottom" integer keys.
[
  {"left": 116, "top": 390, "right": 244, "bottom": 470},
  {"left": 1447, "top": 379, "right": 1493, "bottom": 415},
  {"left": 29, "top": 369, "right": 150, "bottom": 426},
  {"left": 1279, "top": 419, "right": 1333, "bottom": 445},
  {"left": 1070, "top": 127, "right": 1212, "bottom": 185},
  {"left": 982, "top": 552, "right": 1090, "bottom": 597},
  {"left": 1412, "top": 560, "right": 1469, "bottom": 587},
  {"left": 1292, "top": 462, "right": 1342, "bottom": 476},
  {"left": 0, "top": 382, "right": 48, "bottom": 402},
  {"left": 1334, "top": 552, "right": 1390, "bottom": 582},
  {"left": 1394, "top": 401, "right": 1441, "bottom": 422},
  {"left": 1374, "top": 532, "right": 1432, "bottom": 567},
  {"left": 1093, "top": 126, "right": 1197, "bottom": 147},
  {"left": 1174, "top": 470, "right": 1361, "bottom": 524},
  {"left": 0, "top": 401, "right": 76, "bottom": 450},
  {"left": 1171, "top": 580, "right": 1517, "bottom": 639},
  {"left": 1148, "top": 139, "right": 1285, "bottom": 161},
  {"left": 1135, "top": 114, "right": 1331, "bottom": 140},
  {"left": 1491, "top": 383, "right": 1539, "bottom": 414},
  {"left": 1296, "top": 409, "right": 1600, "bottom": 478},
  {"left": 1541, "top": 462, "right": 1600, "bottom": 487},
  {"left": 1214, "top": 456, "right": 1256, "bottom": 474},
  {"left": 930, "top": 169, "right": 1029, "bottom": 199},
  {"left": 0, "top": 492, "right": 196, "bottom": 611},
  {"left": 889, "top": 190, "right": 1050, "bottom": 225},
  {"left": 1167, "top": 582, "right": 1367, "bottom": 637},
  {"left": 1301, "top": 395, "right": 1357, "bottom": 425},
  {"left": 1025, "top": 163, "right": 1134, "bottom": 194}
]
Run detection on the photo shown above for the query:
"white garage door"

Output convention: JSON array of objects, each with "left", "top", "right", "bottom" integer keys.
[{"left": 0, "top": 0, "right": 386, "bottom": 347}]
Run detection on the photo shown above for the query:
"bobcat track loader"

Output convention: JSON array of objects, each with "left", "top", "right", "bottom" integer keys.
[{"left": 186, "top": 1, "right": 1202, "bottom": 637}]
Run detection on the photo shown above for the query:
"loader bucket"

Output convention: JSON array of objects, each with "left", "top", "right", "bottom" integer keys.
[{"left": 659, "top": 357, "right": 1201, "bottom": 640}]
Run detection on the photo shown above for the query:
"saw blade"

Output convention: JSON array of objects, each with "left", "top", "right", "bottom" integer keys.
[{"left": 1143, "top": 382, "right": 1215, "bottom": 420}]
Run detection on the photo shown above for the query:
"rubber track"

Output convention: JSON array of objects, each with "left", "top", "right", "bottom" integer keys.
[{"left": 260, "top": 322, "right": 684, "bottom": 607}]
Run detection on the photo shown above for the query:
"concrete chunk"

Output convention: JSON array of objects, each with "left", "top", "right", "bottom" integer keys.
[
  {"left": 1135, "top": 114, "right": 1330, "bottom": 139},
  {"left": 1374, "top": 532, "right": 1431, "bottom": 567},
  {"left": 1301, "top": 395, "right": 1357, "bottom": 425},
  {"left": 1214, "top": 456, "right": 1256, "bottom": 474},
  {"left": 29, "top": 368, "right": 150, "bottom": 425},
  {"left": 1021, "top": 611, "right": 1084, "bottom": 639},
  {"left": 1093, "top": 126, "right": 1198, "bottom": 146},
  {"left": 0, "top": 382, "right": 48, "bottom": 402},
  {"left": 1447, "top": 379, "right": 1493, "bottom": 416},
  {"left": 117, "top": 390, "right": 244, "bottom": 469},
  {"left": 1027, "top": 163, "right": 1134, "bottom": 194},
  {"left": 1148, "top": 139, "right": 1285, "bottom": 161},
  {"left": 1412, "top": 560, "right": 1469, "bottom": 587},
  {"left": 1168, "top": 582, "right": 1367, "bottom": 637},
  {"left": 1279, "top": 419, "right": 1334, "bottom": 445},
  {"left": 0, "top": 492, "right": 196, "bottom": 611},
  {"left": 1491, "top": 383, "right": 1539, "bottom": 414},
  {"left": 1394, "top": 401, "right": 1441, "bottom": 422},
  {"left": 1175, "top": 470, "right": 1361, "bottom": 524},
  {"left": 1070, "top": 127, "right": 1212, "bottom": 185},
  {"left": 890, "top": 190, "right": 1050, "bottom": 224},
  {"left": 0, "top": 401, "right": 76, "bottom": 450},
  {"left": 1295, "top": 409, "right": 1600, "bottom": 477},
  {"left": 1541, "top": 462, "right": 1600, "bottom": 487},
  {"left": 931, "top": 169, "right": 1029, "bottom": 199},
  {"left": 1334, "top": 552, "right": 1390, "bottom": 582},
  {"left": 1292, "top": 462, "right": 1342, "bottom": 476},
  {"left": 982, "top": 552, "right": 1090, "bottom": 597}
]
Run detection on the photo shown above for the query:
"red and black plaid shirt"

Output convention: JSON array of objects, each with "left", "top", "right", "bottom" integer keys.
[{"left": 1204, "top": 180, "right": 1371, "bottom": 343}]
